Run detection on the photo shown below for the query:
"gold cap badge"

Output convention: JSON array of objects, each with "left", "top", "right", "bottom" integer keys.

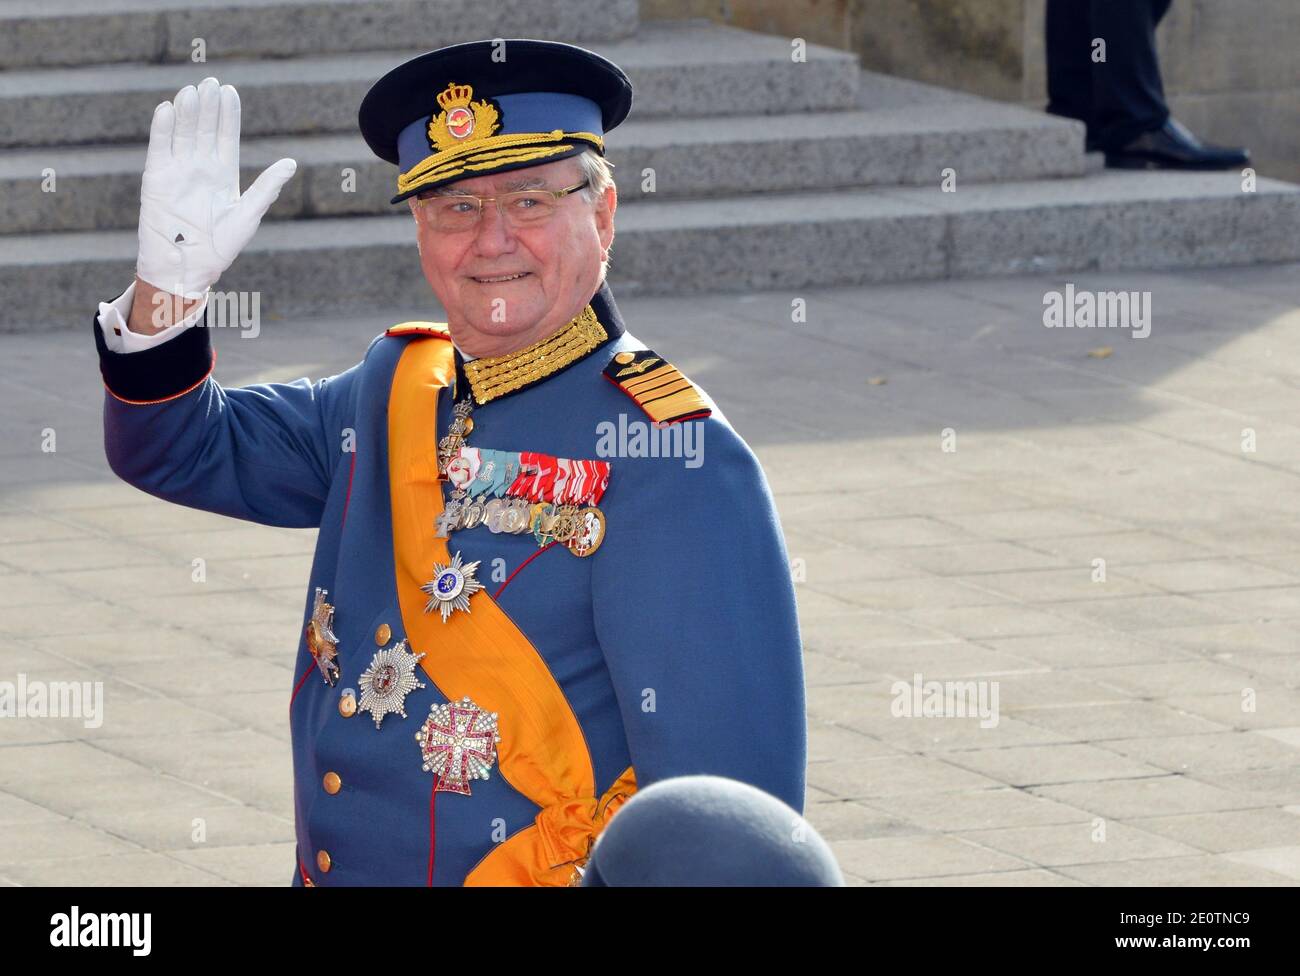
[{"left": 428, "top": 81, "right": 500, "bottom": 151}]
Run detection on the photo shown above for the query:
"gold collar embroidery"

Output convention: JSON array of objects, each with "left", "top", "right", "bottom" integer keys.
[{"left": 461, "top": 304, "right": 607, "bottom": 405}]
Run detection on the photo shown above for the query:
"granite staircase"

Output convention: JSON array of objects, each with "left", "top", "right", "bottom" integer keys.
[{"left": 0, "top": 0, "right": 1296, "bottom": 330}]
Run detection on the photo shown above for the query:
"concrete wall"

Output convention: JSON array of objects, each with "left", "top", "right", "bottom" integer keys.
[{"left": 645, "top": 0, "right": 1300, "bottom": 181}]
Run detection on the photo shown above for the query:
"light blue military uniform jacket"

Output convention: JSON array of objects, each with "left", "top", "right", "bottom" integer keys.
[{"left": 93, "top": 281, "right": 806, "bottom": 886}]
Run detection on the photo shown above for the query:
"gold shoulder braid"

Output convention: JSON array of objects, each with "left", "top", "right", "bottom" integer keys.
[
  {"left": 464, "top": 304, "right": 606, "bottom": 405},
  {"left": 602, "top": 348, "right": 712, "bottom": 425}
]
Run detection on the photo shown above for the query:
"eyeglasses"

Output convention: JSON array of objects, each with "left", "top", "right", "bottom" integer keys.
[{"left": 412, "top": 180, "right": 591, "bottom": 232}]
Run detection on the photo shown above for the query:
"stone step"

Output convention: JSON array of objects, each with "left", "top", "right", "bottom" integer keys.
[
  {"left": 0, "top": 88, "right": 1084, "bottom": 234},
  {"left": 4, "top": 170, "right": 1294, "bottom": 331},
  {"left": 0, "top": 0, "right": 639, "bottom": 70},
  {"left": 0, "top": 22, "right": 860, "bottom": 149}
]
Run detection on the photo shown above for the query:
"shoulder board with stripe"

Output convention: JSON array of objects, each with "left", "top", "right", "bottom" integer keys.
[
  {"left": 385, "top": 321, "right": 450, "bottom": 338},
  {"left": 603, "top": 348, "right": 712, "bottom": 425}
]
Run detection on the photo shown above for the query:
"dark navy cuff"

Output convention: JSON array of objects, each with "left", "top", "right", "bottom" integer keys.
[{"left": 92, "top": 303, "right": 215, "bottom": 404}]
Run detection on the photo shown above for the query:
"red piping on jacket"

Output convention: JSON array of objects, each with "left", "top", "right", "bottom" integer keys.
[
  {"left": 492, "top": 540, "right": 560, "bottom": 599},
  {"left": 288, "top": 662, "right": 314, "bottom": 710},
  {"left": 340, "top": 449, "right": 358, "bottom": 530}
]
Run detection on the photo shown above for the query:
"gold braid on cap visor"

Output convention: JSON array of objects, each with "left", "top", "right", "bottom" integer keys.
[{"left": 397, "top": 129, "right": 605, "bottom": 196}]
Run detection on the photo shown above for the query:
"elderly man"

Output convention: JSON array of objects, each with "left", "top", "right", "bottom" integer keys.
[{"left": 92, "top": 40, "right": 806, "bottom": 886}]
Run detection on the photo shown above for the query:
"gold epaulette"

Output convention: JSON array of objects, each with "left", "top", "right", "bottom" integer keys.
[
  {"left": 603, "top": 348, "right": 712, "bottom": 425},
  {"left": 385, "top": 321, "right": 451, "bottom": 337}
]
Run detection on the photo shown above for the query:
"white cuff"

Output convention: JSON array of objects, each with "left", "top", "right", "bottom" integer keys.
[{"left": 97, "top": 280, "right": 208, "bottom": 354}]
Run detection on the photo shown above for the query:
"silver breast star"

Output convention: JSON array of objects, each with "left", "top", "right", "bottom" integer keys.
[
  {"left": 420, "top": 550, "right": 484, "bottom": 622},
  {"left": 357, "top": 639, "right": 426, "bottom": 729}
]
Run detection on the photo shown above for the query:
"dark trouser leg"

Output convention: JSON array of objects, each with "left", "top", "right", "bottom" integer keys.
[
  {"left": 1045, "top": 0, "right": 1095, "bottom": 128},
  {"left": 1088, "top": 0, "right": 1174, "bottom": 151}
]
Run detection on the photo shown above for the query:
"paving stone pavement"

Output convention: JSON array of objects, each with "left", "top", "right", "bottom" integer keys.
[{"left": 2, "top": 264, "right": 1300, "bottom": 886}]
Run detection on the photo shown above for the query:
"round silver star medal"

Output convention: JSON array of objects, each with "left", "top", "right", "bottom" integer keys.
[
  {"left": 484, "top": 498, "right": 507, "bottom": 533},
  {"left": 499, "top": 499, "right": 526, "bottom": 534},
  {"left": 462, "top": 497, "right": 486, "bottom": 529},
  {"left": 357, "top": 638, "right": 427, "bottom": 729},
  {"left": 420, "top": 550, "right": 484, "bottom": 622},
  {"left": 415, "top": 696, "right": 501, "bottom": 796}
]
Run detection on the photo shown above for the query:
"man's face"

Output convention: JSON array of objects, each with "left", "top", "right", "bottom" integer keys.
[{"left": 408, "top": 156, "right": 616, "bottom": 358}]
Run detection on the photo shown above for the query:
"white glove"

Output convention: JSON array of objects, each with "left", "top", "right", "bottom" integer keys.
[{"left": 136, "top": 76, "right": 297, "bottom": 300}]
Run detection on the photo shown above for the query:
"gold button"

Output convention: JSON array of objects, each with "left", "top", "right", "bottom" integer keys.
[
  {"left": 316, "top": 849, "right": 332, "bottom": 873},
  {"left": 462, "top": 416, "right": 474, "bottom": 434},
  {"left": 323, "top": 771, "right": 342, "bottom": 795},
  {"left": 338, "top": 692, "right": 356, "bottom": 718},
  {"left": 614, "top": 351, "right": 635, "bottom": 365},
  {"left": 374, "top": 623, "right": 391, "bottom": 646}
]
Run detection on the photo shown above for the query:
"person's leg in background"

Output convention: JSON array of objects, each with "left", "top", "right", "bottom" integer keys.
[
  {"left": 1046, "top": 0, "right": 1249, "bottom": 170},
  {"left": 1088, "top": 0, "right": 1174, "bottom": 152},
  {"left": 1045, "top": 0, "right": 1097, "bottom": 145}
]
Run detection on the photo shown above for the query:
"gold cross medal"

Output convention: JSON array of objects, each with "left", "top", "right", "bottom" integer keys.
[
  {"left": 305, "top": 587, "right": 341, "bottom": 686},
  {"left": 358, "top": 638, "right": 427, "bottom": 729},
  {"left": 421, "top": 550, "right": 483, "bottom": 622},
  {"left": 437, "top": 398, "right": 475, "bottom": 478}
]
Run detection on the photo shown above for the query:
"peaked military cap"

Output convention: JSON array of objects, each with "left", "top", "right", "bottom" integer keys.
[{"left": 358, "top": 39, "right": 634, "bottom": 204}]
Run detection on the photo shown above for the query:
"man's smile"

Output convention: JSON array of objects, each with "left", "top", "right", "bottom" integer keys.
[{"left": 469, "top": 271, "right": 532, "bottom": 284}]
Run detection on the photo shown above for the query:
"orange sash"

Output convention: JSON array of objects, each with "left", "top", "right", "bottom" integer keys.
[{"left": 386, "top": 334, "right": 635, "bottom": 886}]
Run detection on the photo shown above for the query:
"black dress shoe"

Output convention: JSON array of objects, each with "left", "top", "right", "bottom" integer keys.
[{"left": 1105, "top": 118, "right": 1250, "bottom": 170}]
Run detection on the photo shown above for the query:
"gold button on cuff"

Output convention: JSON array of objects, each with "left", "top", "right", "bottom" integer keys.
[
  {"left": 375, "top": 623, "right": 392, "bottom": 646},
  {"left": 614, "top": 351, "right": 635, "bottom": 365},
  {"left": 323, "top": 772, "right": 342, "bottom": 795},
  {"left": 316, "top": 849, "right": 332, "bottom": 873},
  {"left": 339, "top": 692, "right": 357, "bottom": 718}
]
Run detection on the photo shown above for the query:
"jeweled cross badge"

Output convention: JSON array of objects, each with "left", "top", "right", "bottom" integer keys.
[{"left": 415, "top": 696, "right": 501, "bottom": 795}]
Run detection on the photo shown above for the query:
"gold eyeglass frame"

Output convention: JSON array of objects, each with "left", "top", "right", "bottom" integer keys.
[{"left": 412, "top": 179, "right": 592, "bottom": 230}]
